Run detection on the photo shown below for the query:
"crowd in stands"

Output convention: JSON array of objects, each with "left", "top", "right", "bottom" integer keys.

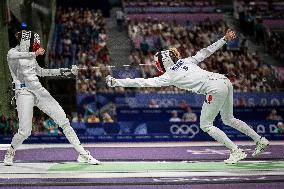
[
  {"left": 265, "top": 30, "right": 284, "bottom": 64},
  {"left": 0, "top": 110, "right": 116, "bottom": 136},
  {"left": 0, "top": 114, "right": 18, "bottom": 136},
  {"left": 45, "top": 6, "right": 283, "bottom": 129},
  {"left": 48, "top": 7, "right": 111, "bottom": 93},
  {"left": 233, "top": 0, "right": 284, "bottom": 64},
  {"left": 126, "top": 18, "right": 278, "bottom": 92},
  {"left": 73, "top": 103, "right": 115, "bottom": 124},
  {"left": 123, "top": 0, "right": 216, "bottom": 8},
  {"left": 266, "top": 109, "right": 283, "bottom": 121},
  {"left": 169, "top": 108, "right": 198, "bottom": 122},
  {"left": 234, "top": 0, "right": 284, "bottom": 21},
  {"left": 122, "top": 0, "right": 215, "bottom": 7},
  {"left": 0, "top": 113, "right": 66, "bottom": 136},
  {"left": 49, "top": 6, "right": 282, "bottom": 94}
]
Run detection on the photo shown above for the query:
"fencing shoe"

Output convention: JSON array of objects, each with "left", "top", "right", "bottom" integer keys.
[
  {"left": 77, "top": 150, "right": 101, "bottom": 165},
  {"left": 252, "top": 137, "right": 269, "bottom": 157},
  {"left": 4, "top": 148, "right": 15, "bottom": 166},
  {"left": 224, "top": 148, "right": 247, "bottom": 164}
]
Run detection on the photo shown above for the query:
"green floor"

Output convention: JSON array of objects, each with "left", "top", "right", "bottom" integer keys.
[{"left": 48, "top": 161, "right": 284, "bottom": 172}]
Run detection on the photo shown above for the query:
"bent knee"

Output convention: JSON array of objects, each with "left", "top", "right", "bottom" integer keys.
[{"left": 200, "top": 123, "right": 212, "bottom": 133}]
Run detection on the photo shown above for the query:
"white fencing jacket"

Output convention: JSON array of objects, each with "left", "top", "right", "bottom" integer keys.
[
  {"left": 114, "top": 37, "right": 227, "bottom": 94},
  {"left": 7, "top": 46, "right": 61, "bottom": 92}
]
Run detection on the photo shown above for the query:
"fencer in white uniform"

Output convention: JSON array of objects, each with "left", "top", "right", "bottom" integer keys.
[
  {"left": 4, "top": 30, "right": 100, "bottom": 166},
  {"left": 106, "top": 30, "right": 269, "bottom": 164}
]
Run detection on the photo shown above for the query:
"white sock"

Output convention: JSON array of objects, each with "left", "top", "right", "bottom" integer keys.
[
  {"left": 207, "top": 126, "right": 238, "bottom": 151},
  {"left": 11, "top": 133, "right": 27, "bottom": 151},
  {"left": 8, "top": 146, "right": 15, "bottom": 153},
  {"left": 61, "top": 123, "right": 87, "bottom": 155}
]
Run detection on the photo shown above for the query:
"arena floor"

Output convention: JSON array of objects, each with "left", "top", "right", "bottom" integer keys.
[{"left": 0, "top": 141, "right": 283, "bottom": 189}]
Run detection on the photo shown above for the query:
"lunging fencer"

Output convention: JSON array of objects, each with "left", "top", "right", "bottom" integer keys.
[
  {"left": 106, "top": 29, "right": 269, "bottom": 164},
  {"left": 4, "top": 30, "right": 100, "bottom": 166}
]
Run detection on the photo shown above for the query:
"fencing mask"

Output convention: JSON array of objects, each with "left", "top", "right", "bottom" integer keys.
[
  {"left": 154, "top": 47, "right": 180, "bottom": 73},
  {"left": 19, "top": 30, "right": 41, "bottom": 52}
]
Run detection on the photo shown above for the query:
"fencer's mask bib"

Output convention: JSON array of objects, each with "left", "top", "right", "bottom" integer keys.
[
  {"left": 154, "top": 48, "right": 180, "bottom": 73},
  {"left": 19, "top": 30, "right": 41, "bottom": 52}
]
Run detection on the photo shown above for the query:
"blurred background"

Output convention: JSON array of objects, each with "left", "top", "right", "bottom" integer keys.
[{"left": 0, "top": 0, "right": 283, "bottom": 143}]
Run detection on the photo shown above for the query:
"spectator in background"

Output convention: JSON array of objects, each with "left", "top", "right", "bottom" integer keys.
[
  {"left": 66, "top": 113, "right": 73, "bottom": 123},
  {"left": 37, "top": 116, "right": 46, "bottom": 135},
  {"left": 266, "top": 109, "right": 283, "bottom": 121},
  {"left": 44, "top": 118, "right": 60, "bottom": 136},
  {"left": 116, "top": 9, "right": 124, "bottom": 31},
  {"left": 0, "top": 114, "right": 8, "bottom": 135},
  {"left": 179, "top": 100, "right": 189, "bottom": 109},
  {"left": 102, "top": 112, "right": 114, "bottom": 123},
  {"left": 83, "top": 104, "right": 95, "bottom": 119},
  {"left": 72, "top": 113, "right": 86, "bottom": 130},
  {"left": 7, "top": 117, "right": 18, "bottom": 135},
  {"left": 87, "top": 114, "right": 100, "bottom": 123},
  {"left": 140, "top": 37, "right": 150, "bottom": 56},
  {"left": 169, "top": 110, "right": 181, "bottom": 122},
  {"left": 77, "top": 114, "right": 85, "bottom": 123},
  {"left": 276, "top": 122, "right": 284, "bottom": 133},
  {"left": 182, "top": 107, "right": 197, "bottom": 122},
  {"left": 254, "top": 18, "right": 265, "bottom": 44},
  {"left": 32, "top": 117, "right": 40, "bottom": 135},
  {"left": 149, "top": 99, "right": 159, "bottom": 108}
]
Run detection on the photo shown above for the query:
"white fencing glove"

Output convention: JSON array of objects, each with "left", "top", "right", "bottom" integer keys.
[
  {"left": 71, "top": 65, "right": 78, "bottom": 76},
  {"left": 106, "top": 75, "right": 116, "bottom": 87}
]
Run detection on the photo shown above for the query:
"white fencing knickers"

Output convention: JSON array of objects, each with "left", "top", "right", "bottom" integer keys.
[
  {"left": 11, "top": 88, "right": 86, "bottom": 155},
  {"left": 199, "top": 74, "right": 261, "bottom": 151}
]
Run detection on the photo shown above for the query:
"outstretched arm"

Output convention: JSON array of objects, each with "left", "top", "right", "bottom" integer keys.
[
  {"left": 35, "top": 63, "right": 61, "bottom": 77},
  {"left": 189, "top": 29, "right": 236, "bottom": 64},
  {"left": 106, "top": 74, "right": 171, "bottom": 88},
  {"left": 36, "top": 63, "right": 78, "bottom": 78},
  {"left": 23, "top": 48, "right": 78, "bottom": 78}
]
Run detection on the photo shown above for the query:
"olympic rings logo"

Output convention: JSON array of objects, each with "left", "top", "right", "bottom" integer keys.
[{"left": 170, "top": 124, "right": 199, "bottom": 138}]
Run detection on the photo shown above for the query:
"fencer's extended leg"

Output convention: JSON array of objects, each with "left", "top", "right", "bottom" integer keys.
[
  {"left": 200, "top": 93, "right": 238, "bottom": 151},
  {"left": 220, "top": 81, "right": 269, "bottom": 157},
  {"left": 36, "top": 89, "right": 100, "bottom": 164},
  {"left": 35, "top": 91, "right": 86, "bottom": 154},
  {"left": 200, "top": 80, "right": 247, "bottom": 164},
  {"left": 60, "top": 123, "right": 86, "bottom": 154},
  {"left": 4, "top": 91, "right": 34, "bottom": 166},
  {"left": 220, "top": 81, "right": 261, "bottom": 141}
]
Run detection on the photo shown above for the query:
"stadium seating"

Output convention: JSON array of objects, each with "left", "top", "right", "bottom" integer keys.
[
  {"left": 48, "top": 7, "right": 112, "bottom": 93},
  {"left": 125, "top": 17, "right": 279, "bottom": 93}
]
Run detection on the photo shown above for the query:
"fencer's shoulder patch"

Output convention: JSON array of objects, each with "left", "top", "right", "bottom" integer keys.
[{"left": 171, "top": 60, "right": 184, "bottom": 71}]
